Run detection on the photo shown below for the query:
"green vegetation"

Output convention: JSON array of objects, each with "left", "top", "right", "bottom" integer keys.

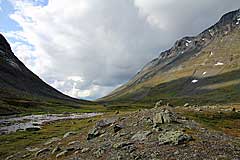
[
  {"left": 180, "top": 110, "right": 240, "bottom": 137},
  {"left": 0, "top": 115, "right": 103, "bottom": 159},
  {"left": 0, "top": 99, "right": 107, "bottom": 116}
]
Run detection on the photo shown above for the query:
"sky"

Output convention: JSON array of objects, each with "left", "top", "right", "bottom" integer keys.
[{"left": 0, "top": 0, "right": 240, "bottom": 100}]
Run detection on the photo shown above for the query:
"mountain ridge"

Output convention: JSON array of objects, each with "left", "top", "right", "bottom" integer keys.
[
  {"left": 100, "top": 9, "right": 240, "bottom": 105},
  {"left": 0, "top": 34, "right": 91, "bottom": 115}
]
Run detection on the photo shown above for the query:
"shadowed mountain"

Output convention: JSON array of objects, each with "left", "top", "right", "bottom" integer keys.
[
  {"left": 100, "top": 9, "right": 240, "bottom": 105},
  {"left": 0, "top": 34, "right": 91, "bottom": 115}
]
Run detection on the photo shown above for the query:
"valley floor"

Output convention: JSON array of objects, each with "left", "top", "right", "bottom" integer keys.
[{"left": 0, "top": 104, "right": 240, "bottom": 160}]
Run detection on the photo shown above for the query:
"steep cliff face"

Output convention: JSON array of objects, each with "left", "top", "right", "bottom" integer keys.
[{"left": 102, "top": 9, "right": 240, "bottom": 105}]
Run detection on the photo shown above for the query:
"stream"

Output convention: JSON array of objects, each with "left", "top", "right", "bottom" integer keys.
[{"left": 0, "top": 112, "right": 103, "bottom": 135}]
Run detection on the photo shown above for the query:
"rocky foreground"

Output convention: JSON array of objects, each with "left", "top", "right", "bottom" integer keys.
[{"left": 5, "top": 104, "right": 240, "bottom": 160}]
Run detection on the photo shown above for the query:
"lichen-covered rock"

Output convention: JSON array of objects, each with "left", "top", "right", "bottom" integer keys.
[
  {"left": 131, "top": 131, "right": 152, "bottom": 141},
  {"left": 52, "top": 146, "right": 61, "bottom": 154},
  {"left": 184, "top": 103, "right": 190, "bottom": 107},
  {"left": 155, "top": 100, "right": 163, "bottom": 108},
  {"left": 93, "top": 148, "right": 104, "bottom": 158},
  {"left": 81, "top": 147, "right": 90, "bottom": 153},
  {"left": 153, "top": 109, "right": 175, "bottom": 125},
  {"left": 35, "top": 148, "right": 50, "bottom": 157},
  {"left": 87, "top": 128, "right": 102, "bottom": 140},
  {"left": 67, "top": 141, "right": 81, "bottom": 150},
  {"left": 113, "top": 141, "right": 133, "bottom": 149},
  {"left": 44, "top": 137, "right": 61, "bottom": 145},
  {"left": 113, "top": 124, "right": 123, "bottom": 133},
  {"left": 56, "top": 150, "right": 68, "bottom": 158},
  {"left": 158, "top": 131, "right": 192, "bottom": 145},
  {"left": 63, "top": 131, "right": 77, "bottom": 138},
  {"left": 68, "top": 141, "right": 80, "bottom": 146},
  {"left": 96, "top": 118, "right": 117, "bottom": 128}
]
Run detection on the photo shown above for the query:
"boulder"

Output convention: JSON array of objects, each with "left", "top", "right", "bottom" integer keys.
[
  {"left": 95, "top": 118, "right": 117, "bottom": 128},
  {"left": 158, "top": 131, "right": 192, "bottom": 145},
  {"left": 5, "top": 155, "right": 14, "bottom": 160},
  {"left": 56, "top": 150, "right": 68, "bottom": 158},
  {"left": 113, "top": 124, "right": 123, "bottom": 133},
  {"left": 184, "top": 103, "right": 190, "bottom": 107},
  {"left": 25, "top": 147, "right": 40, "bottom": 152},
  {"left": 52, "top": 146, "right": 61, "bottom": 154},
  {"left": 155, "top": 100, "right": 163, "bottom": 108},
  {"left": 44, "top": 137, "right": 61, "bottom": 145},
  {"left": 87, "top": 128, "right": 102, "bottom": 140},
  {"left": 81, "top": 147, "right": 90, "bottom": 153},
  {"left": 166, "top": 103, "right": 174, "bottom": 107},
  {"left": 67, "top": 142, "right": 82, "bottom": 152},
  {"left": 131, "top": 131, "right": 152, "bottom": 141},
  {"left": 153, "top": 109, "right": 174, "bottom": 125},
  {"left": 26, "top": 127, "right": 40, "bottom": 132},
  {"left": 35, "top": 148, "right": 50, "bottom": 157},
  {"left": 68, "top": 141, "right": 81, "bottom": 146},
  {"left": 94, "top": 148, "right": 104, "bottom": 158},
  {"left": 195, "top": 108, "right": 202, "bottom": 112},
  {"left": 63, "top": 131, "right": 77, "bottom": 138},
  {"left": 113, "top": 141, "right": 133, "bottom": 149}
]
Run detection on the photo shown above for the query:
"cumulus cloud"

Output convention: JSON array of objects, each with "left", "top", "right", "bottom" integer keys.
[
  {"left": 5, "top": 0, "right": 240, "bottom": 99},
  {"left": 134, "top": 0, "right": 240, "bottom": 38}
]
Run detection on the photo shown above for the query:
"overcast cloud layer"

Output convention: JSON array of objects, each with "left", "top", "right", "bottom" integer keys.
[{"left": 3, "top": 0, "right": 240, "bottom": 100}]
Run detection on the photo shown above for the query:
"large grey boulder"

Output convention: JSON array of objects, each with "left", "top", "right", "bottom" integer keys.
[
  {"left": 87, "top": 127, "right": 104, "bottom": 140},
  {"left": 113, "top": 141, "right": 133, "bottom": 149},
  {"left": 56, "top": 150, "right": 68, "bottom": 158},
  {"left": 153, "top": 109, "right": 175, "bottom": 125},
  {"left": 155, "top": 100, "right": 163, "bottom": 108},
  {"left": 184, "top": 103, "right": 190, "bottom": 107},
  {"left": 63, "top": 131, "right": 77, "bottom": 138},
  {"left": 44, "top": 137, "right": 61, "bottom": 145},
  {"left": 158, "top": 130, "right": 192, "bottom": 145},
  {"left": 35, "top": 148, "right": 50, "bottom": 157},
  {"left": 131, "top": 131, "right": 152, "bottom": 141},
  {"left": 96, "top": 118, "right": 117, "bottom": 128},
  {"left": 52, "top": 146, "right": 61, "bottom": 155}
]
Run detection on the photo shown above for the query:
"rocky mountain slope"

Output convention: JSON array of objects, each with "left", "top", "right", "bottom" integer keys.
[
  {"left": 3, "top": 104, "right": 239, "bottom": 160},
  {"left": 101, "top": 9, "right": 240, "bottom": 105},
  {"left": 0, "top": 34, "right": 90, "bottom": 115}
]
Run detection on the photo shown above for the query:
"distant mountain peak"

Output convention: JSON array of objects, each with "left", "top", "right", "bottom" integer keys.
[{"left": 218, "top": 8, "right": 240, "bottom": 24}]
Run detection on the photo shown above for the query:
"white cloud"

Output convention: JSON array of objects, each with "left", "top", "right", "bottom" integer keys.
[{"left": 5, "top": 0, "right": 240, "bottom": 100}]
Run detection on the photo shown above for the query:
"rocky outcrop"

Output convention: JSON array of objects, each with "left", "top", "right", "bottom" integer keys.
[
  {"left": 153, "top": 109, "right": 176, "bottom": 125},
  {"left": 63, "top": 131, "right": 77, "bottom": 138},
  {"left": 131, "top": 131, "right": 152, "bottom": 141},
  {"left": 35, "top": 148, "right": 50, "bottom": 157},
  {"left": 10, "top": 104, "right": 239, "bottom": 160},
  {"left": 158, "top": 130, "right": 192, "bottom": 145},
  {"left": 87, "top": 128, "right": 103, "bottom": 140}
]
